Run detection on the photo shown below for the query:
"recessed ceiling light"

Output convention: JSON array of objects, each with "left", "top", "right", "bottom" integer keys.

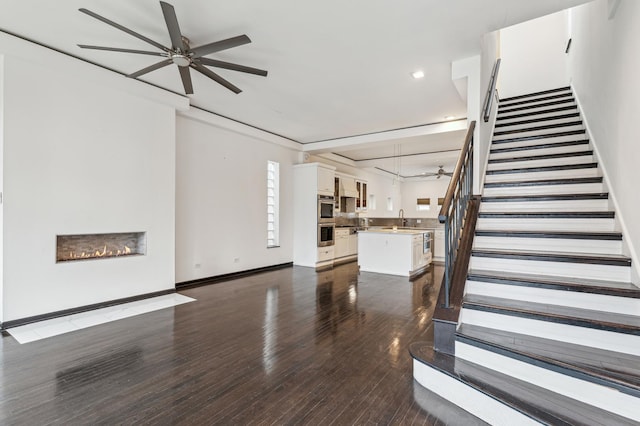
[
  {"left": 412, "top": 70, "right": 425, "bottom": 79},
  {"left": 444, "top": 115, "right": 455, "bottom": 120}
]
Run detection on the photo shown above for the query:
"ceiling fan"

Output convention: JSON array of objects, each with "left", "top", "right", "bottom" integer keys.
[
  {"left": 424, "top": 165, "right": 453, "bottom": 179},
  {"left": 78, "top": 1, "right": 267, "bottom": 95}
]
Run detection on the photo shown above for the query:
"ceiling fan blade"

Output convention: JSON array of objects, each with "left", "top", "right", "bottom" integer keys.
[
  {"left": 444, "top": 172, "right": 454, "bottom": 176},
  {"left": 190, "top": 35, "right": 252, "bottom": 59},
  {"left": 197, "top": 58, "right": 268, "bottom": 77},
  {"left": 128, "top": 58, "right": 173, "bottom": 78},
  {"left": 159, "top": 1, "right": 185, "bottom": 51},
  {"left": 78, "top": 45, "right": 166, "bottom": 56},
  {"left": 178, "top": 66, "right": 194, "bottom": 94},
  {"left": 79, "top": 8, "right": 168, "bottom": 52},
  {"left": 192, "top": 63, "right": 242, "bottom": 94}
]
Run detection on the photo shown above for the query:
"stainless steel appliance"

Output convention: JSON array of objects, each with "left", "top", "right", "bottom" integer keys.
[
  {"left": 423, "top": 232, "right": 432, "bottom": 254},
  {"left": 318, "top": 195, "right": 335, "bottom": 223},
  {"left": 318, "top": 223, "right": 335, "bottom": 247}
]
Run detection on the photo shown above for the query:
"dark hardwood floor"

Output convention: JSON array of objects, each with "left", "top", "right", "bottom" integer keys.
[{"left": 0, "top": 263, "right": 485, "bottom": 425}]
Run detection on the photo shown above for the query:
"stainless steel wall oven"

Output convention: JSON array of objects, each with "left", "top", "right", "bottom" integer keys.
[
  {"left": 317, "top": 195, "right": 335, "bottom": 223},
  {"left": 318, "top": 223, "right": 335, "bottom": 247}
]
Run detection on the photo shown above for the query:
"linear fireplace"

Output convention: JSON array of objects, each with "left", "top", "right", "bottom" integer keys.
[{"left": 56, "top": 232, "right": 146, "bottom": 263}]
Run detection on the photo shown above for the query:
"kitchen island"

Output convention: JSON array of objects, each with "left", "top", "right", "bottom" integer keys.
[{"left": 358, "top": 228, "right": 431, "bottom": 278}]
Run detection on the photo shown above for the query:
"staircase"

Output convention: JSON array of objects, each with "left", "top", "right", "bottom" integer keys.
[{"left": 411, "top": 87, "right": 640, "bottom": 425}]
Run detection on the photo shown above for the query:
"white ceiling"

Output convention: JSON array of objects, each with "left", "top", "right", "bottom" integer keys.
[{"left": 0, "top": 0, "right": 590, "bottom": 175}]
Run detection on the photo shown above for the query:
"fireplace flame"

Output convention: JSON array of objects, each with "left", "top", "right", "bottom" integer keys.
[{"left": 67, "top": 244, "right": 134, "bottom": 260}]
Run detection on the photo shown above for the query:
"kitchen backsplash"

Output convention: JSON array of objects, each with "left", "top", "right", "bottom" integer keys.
[{"left": 334, "top": 213, "right": 443, "bottom": 229}]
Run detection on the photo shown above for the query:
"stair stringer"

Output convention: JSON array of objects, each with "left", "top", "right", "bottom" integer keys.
[{"left": 572, "top": 86, "right": 640, "bottom": 284}]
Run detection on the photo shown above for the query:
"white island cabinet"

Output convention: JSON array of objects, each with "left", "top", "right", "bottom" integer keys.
[{"left": 358, "top": 229, "right": 431, "bottom": 277}]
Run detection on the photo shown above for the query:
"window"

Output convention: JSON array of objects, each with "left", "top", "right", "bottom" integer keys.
[
  {"left": 369, "top": 194, "right": 376, "bottom": 210},
  {"left": 416, "top": 198, "right": 431, "bottom": 211},
  {"left": 267, "top": 161, "right": 280, "bottom": 247}
]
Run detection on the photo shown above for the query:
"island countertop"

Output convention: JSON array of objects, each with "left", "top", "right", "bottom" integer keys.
[{"left": 359, "top": 228, "right": 429, "bottom": 235}]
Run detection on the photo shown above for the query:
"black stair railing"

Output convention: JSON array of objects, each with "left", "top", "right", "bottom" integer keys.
[
  {"left": 438, "top": 121, "right": 476, "bottom": 308},
  {"left": 483, "top": 58, "right": 501, "bottom": 122}
]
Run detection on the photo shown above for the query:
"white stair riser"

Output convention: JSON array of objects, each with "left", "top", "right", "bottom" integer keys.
[
  {"left": 412, "top": 360, "right": 540, "bottom": 426},
  {"left": 497, "top": 109, "right": 578, "bottom": 126},
  {"left": 476, "top": 217, "right": 615, "bottom": 232},
  {"left": 473, "top": 235, "right": 622, "bottom": 255},
  {"left": 469, "top": 255, "right": 630, "bottom": 282},
  {"left": 482, "top": 182, "right": 604, "bottom": 197},
  {"left": 490, "top": 143, "right": 591, "bottom": 160},
  {"left": 465, "top": 280, "right": 639, "bottom": 315},
  {"left": 498, "top": 102, "right": 577, "bottom": 118},
  {"left": 499, "top": 93, "right": 573, "bottom": 108},
  {"left": 479, "top": 199, "right": 609, "bottom": 212},
  {"left": 492, "top": 134, "right": 586, "bottom": 150},
  {"left": 460, "top": 308, "right": 640, "bottom": 355},
  {"left": 488, "top": 155, "right": 594, "bottom": 171},
  {"left": 499, "top": 99, "right": 575, "bottom": 112},
  {"left": 494, "top": 116, "right": 580, "bottom": 132},
  {"left": 485, "top": 168, "right": 600, "bottom": 183},
  {"left": 455, "top": 342, "right": 640, "bottom": 422},
  {"left": 493, "top": 125, "right": 585, "bottom": 142}
]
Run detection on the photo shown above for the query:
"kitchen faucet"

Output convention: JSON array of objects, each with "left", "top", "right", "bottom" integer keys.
[{"left": 399, "top": 208, "right": 405, "bottom": 226}]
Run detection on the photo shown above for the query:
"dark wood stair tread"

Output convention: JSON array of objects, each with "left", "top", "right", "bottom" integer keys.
[
  {"left": 484, "top": 176, "right": 603, "bottom": 188},
  {"left": 467, "top": 269, "right": 640, "bottom": 296},
  {"left": 498, "top": 93, "right": 574, "bottom": 108},
  {"left": 486, "top": 162, "right": 597, "bottom": 175},
  {"left": 494, "top": 112, "right": 580, "bottom": 128},
  {"left": 492, "top": 129, "right": 586, "bottom": 144},
  {"left": 496, "top": 105, "right": 578, "bottom": 122},
  {"left": 456, "top": 324, "right": 640, "bottom": 398},
  {"left": 488, "top": 150, "right": 593, "bottom": 164},
  {"left": 475, "top": 229, "right": 622, "bottom": 240},
  {"left": 500, "top": 87, "right": 571, "bottom": 103},
  {"left": 472, "top": 248, "right": 629, "bottom": 266},
  {"left": 462, "top": 294, "right": 640, "bottom": 333},
  {"left": 478, "top": 211, "right": 614, "bottom": 219},
  {"left": 481, "top": 193, "right": 608, "bottom": 202},
  {"left": 493, "top": 120, "right": 582, "bottom": 136},
  {"left": 490, "top": 139, "right": 589, "bottom": 154},
  {"left": 409, "top": 342, "right": 637, "bottom": 426}
]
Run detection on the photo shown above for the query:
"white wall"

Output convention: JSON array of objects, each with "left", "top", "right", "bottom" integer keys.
[
  {"left": 400, "top": 179, "right": 451, "bottom": 219},
  {"left": 0, "top": 54, "right": 4, "bottom": 321},
  {"left": 1, "top": 34, "right": 180, "bottom": 321},
  {"left": 175, "top": 113, "right": 298, "bottom": 283},
  {"left": 478, "top": 31, "right": 501, "bottom": 189},
  {"left": 500, "top": 11, "right": 570, "bottom": 98},
  {"left": 567, "top": 0, "right": 640, "bottom": 281},
  {"left": 452, "top": 56, "right": 481, "bottom": 194}
]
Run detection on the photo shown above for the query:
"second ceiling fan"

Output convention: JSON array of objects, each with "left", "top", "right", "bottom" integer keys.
[
  {"left": 425, "top": 165, "right": 453, "bottom": 179},
  {"left": 78, "top": 1, "right": 267, "bottom": 95}
]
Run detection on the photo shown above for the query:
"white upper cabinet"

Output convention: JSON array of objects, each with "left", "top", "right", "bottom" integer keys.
[{"left": 317, "top": 166, "right": 335, "bottom": 196}]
